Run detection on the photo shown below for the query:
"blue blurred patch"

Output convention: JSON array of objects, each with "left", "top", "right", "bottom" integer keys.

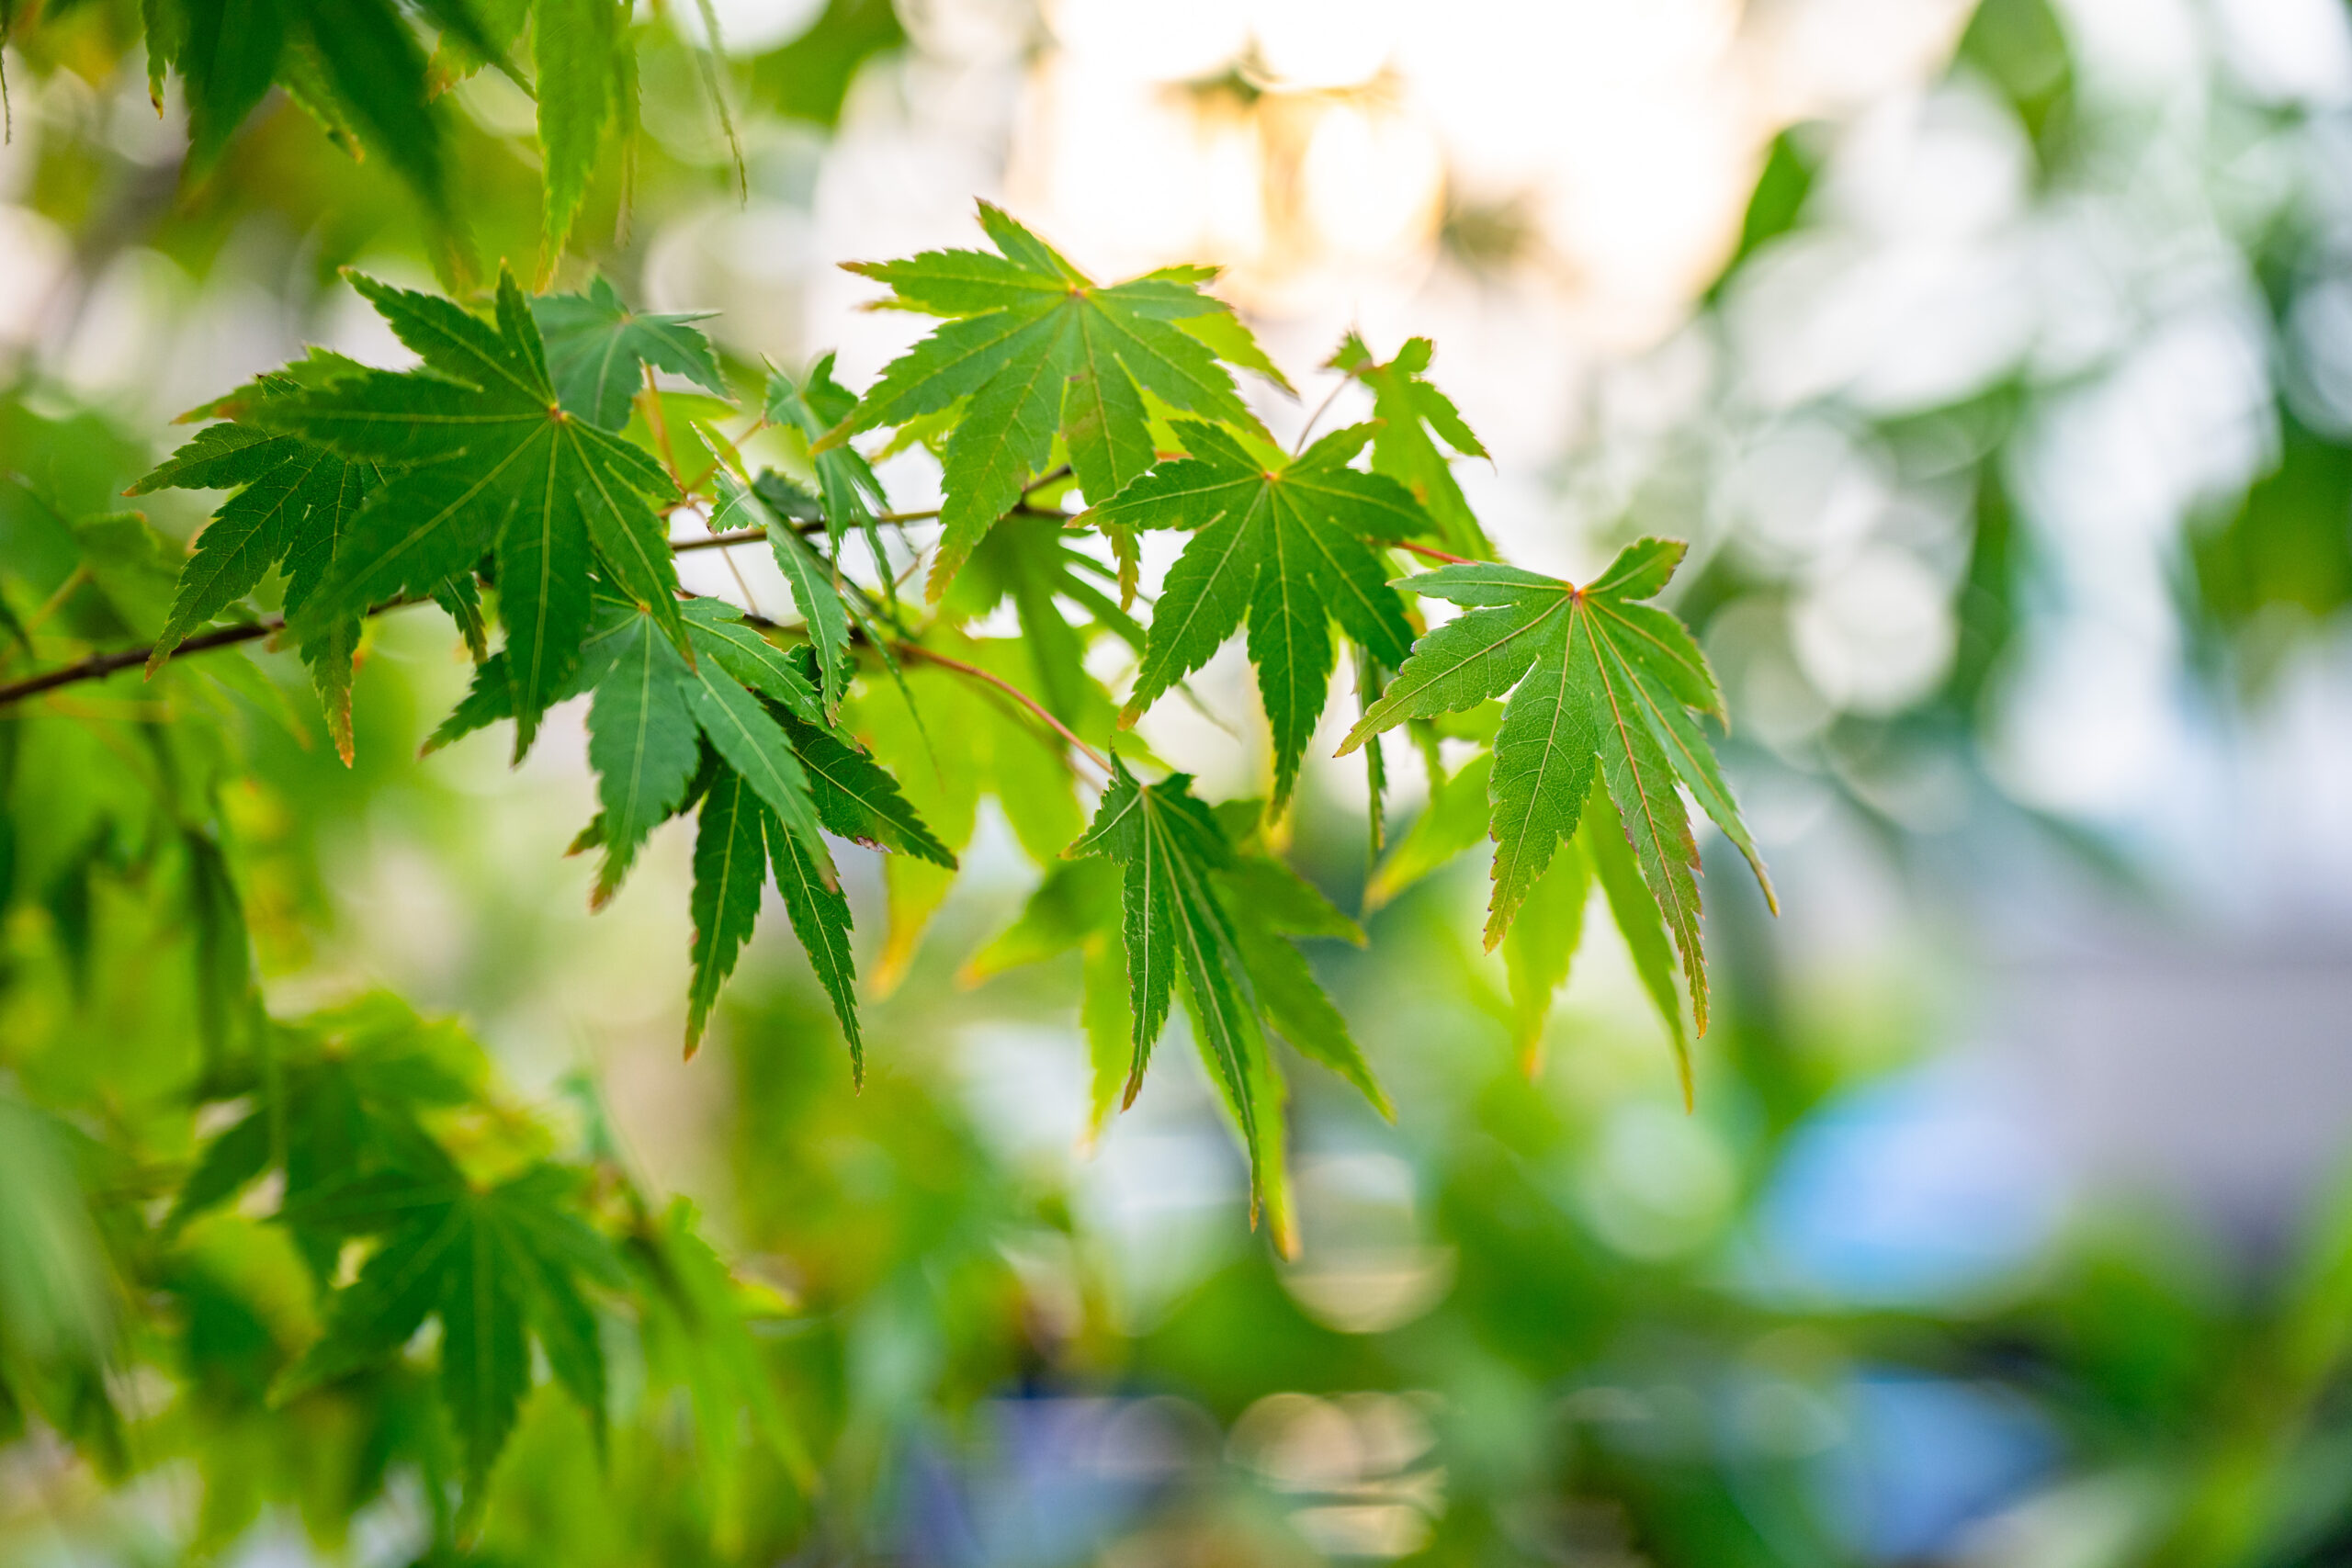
[
  {"left": 897, "top": 1395, "right": 1196, "bottom": 1567},
  {"left": 1740, "top": 1061, "right": 2066, "bottom": 1307},
  {"left": 1816, "top": 1371, "right": 2059, "bottom": 1562}
]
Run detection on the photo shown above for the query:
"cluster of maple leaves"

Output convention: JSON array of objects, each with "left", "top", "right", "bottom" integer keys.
[{"left": 132, "top": 202, "right": 1771, "bottom": 1494}]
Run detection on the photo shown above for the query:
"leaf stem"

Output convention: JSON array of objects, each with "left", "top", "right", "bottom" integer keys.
[
  {"left": 22, "top": 565, "right": 91, "bottom": 637},
  {"left": 639, "top": 362, "right": 687, "bottom": 492},
  {"left": 1293, "top": 376, "right": 1350, "bottom": 456},
  {"left": 1385, "top": 538, "right": 1476, "bottom": 567},
  {"left": 894, "top": 643, "right": 1113, "bottom": 775}
]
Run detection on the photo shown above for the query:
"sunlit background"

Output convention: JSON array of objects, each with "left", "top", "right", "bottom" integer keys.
[{"left": 6, "top": 0, "right": 2352, "bottom": 1561}]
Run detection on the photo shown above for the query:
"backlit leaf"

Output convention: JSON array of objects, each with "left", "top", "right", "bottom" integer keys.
[{"left": 1090, "top": 420, "right": 1421, "bottom": 807}]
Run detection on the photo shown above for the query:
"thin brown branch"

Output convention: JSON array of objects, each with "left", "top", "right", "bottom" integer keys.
[
  {"left": 673, "top": 503, "right": 957, "bottom": 555},
  {"left": 673, "top": 525, "right": 777, "bottom": 553},
  {"left": 1, "top": 469, "right": 1092, "bottom": 709},
  {"left": 0, "top": 595, "right": 417, "bottom": 707}
]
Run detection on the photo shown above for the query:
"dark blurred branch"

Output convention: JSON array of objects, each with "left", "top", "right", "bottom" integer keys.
[{"left": 0, "top": 598, "right": 414, "bottom": 706}]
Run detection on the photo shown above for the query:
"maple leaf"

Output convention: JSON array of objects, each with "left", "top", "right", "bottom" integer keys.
[
  {"left": 179, "top": 0, "right": 461, "bottom": 218},
  {"left": 1338, "top": 539, "right": 1776, "bottom": 1046},
  {"left": 1085, "top": 420, "right": 1422, "bottom": 807},
  {"left": 623, "top": 1197, "right": 816, "bottom": 1517},
  {"left": 682, "top": 755, "right": 865, "bottom": 1066},
  {"left": 130, "top": 350, "right": 387, "bottom": 761},
  {"left": 1502, "top": 831, "right": 1588, "bottom": 1076},
  {"left": 170, "top": 997, "right": 481, "bottom": 1281},
  {"left": 544, "top": 598, "right": 946, "bottom": 1061},
  {"left": 279, "top": 1160, "right": 622, "bottom": 1500},
  {"left": 822, "top": 202, "right": 1281, "bottom": 597},
  {"left": 1330, "top": 333, "right": 1492, "bottom": 558},
  {"left": 258, "top": 270, "right": 691, "bottom": 754},
  {"left": 739, "top": 470, "right": 857, "bottom": 722},
  {"left": 962, "top": 856, "right": 1132, "bottom": 1135},
  {"left": 442, "top": 591, "right": 926, "bottom": 908},
  {"left": 580, "top": 609, "right": 705, "bottom": 905},
  {"left": 537, "top": 0, "right": 631, "bottom": 261},
  {"left": 1062, "top": 761, "right": 1384, "bottom": 1247},
  {"left": 764, "top": 358, "right": 887, "bottom": 556},
  {"left": 978, "top": 797, "right": 1385, "bottom": 1147},
  {"left": 684, "top": 763, "right": 771, "bottom": 1055},
  {"left": 1214, "top": 837, "right": 1391, "bottom": 1122},
  {"left": 843, "top": 635, "right": 1091, "bottom": 991},
  {"left": 1069, "top": 760, "right": 1288, "bottom": 1240},
  {"left": 532, "top": 275, "right": 729, "bottom": 430},
  {"left": 951, "top": 511, "right": 1145, "bottom": 725},
  {"left": 778, "top": 705, "right": 956, "bottom": 869}
]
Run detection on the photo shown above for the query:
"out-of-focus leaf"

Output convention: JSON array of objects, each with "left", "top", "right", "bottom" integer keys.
[
  {"left": 1503, "top": 833, "right": 1589, "bottom": 1075},
  {"left": 536, "top": 0, "right": 626, "bottom": 262}
]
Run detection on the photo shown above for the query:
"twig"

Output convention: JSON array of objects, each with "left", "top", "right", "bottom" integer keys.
[
  {"left": 676, "top": 500, "right": 1073, "bottom": 556},
  {"left": 673, "top": 525, "right": 779, "bottom": 554},
  {"left": 1, "top": 471, "right": 1091, "bottom": 708},
  {"left": 0, "top": 596, "right": 416, "bottom": 707}
]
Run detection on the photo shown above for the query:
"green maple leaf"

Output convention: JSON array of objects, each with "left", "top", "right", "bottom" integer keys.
[
  {"left": 179, "top": 0, "right": 458, "bottom": 218},
  {"left": 256, "top": 270, "right": 690, "bottom": 755},
  {"left": 552, "top": 601, "right": 942, "bottom": 1061},
  {"left": 822, "top": 202, "right": 1280, "bottom": 597},
  {"left": 685, "top": 764, "right": 770, "bottom": 1055},
  {"left": 741, "top": 471, "right": 857, "bottom": 722},
  {"left": 279, "top": 1161, "right": 622, "bottom": 1499},
  {"left": 1072, "top": 759, "right": 1399, "bottom": 1249},
  {"left": 963, "top": 857, "right": 1131, "bottom": 1134},
  {"left": 130, "top": 350, "right": 387, "bottom": 761},
  {"left": 778, "top": 705, "right": 956, "bottom": 868},
  {"left": 581, "top": 609, "right": 704, "bottom": 907},
  {"left": 766, "top": 795, "right": 865, "bottom": 1079},
  {"left": 1364, "top": 748, "right": 1492, "bottom": 911},
  {"left": 531, "top": 276, "right": 730, "bottom": 431},
  {"left": 624, "top": 1196, "right": 816, "bottom": 1514},
  {"left": 1338, "top": 539, "right": 1776, "bottom": 1047},
  {"left": 979, "top": 805, "right": 1384, "bottom": 1145},
  {"left": 537, "top": 0, "right": 631, "bottom": 260},
  {"left": 950, "top": 511, "right": 1147, "bottom": 726},
  {"left": 1331, "top": 333, "right": 1492, "bottom": 558},
  {"left": 171, "top": 997, "right": 481, "bottom": 1280},
  {"left": 561, "top": 597, "right": 828, "bottom": 894},
  {"left": 682, "top": 758, "right": 864, "bottom": 1066},
  {"left": 764, "top": 358, "right": 887, "bottom": 557},
  {"left": 1086, "top": 420, "right": 1422, "bottom": 807},
  {"left": 1502, "top": 831, "right": 1589, "bottom": 1074},
  {"left": 1068, "top": 760, "right": 1274, "bottom": 1217},
  {"left": 1213, "top": 840, "right": 1390, "bottom": 1122}
]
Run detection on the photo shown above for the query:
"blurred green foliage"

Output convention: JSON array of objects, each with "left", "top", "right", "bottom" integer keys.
[{"left": 0, "top": 0, "right": 2349, "bottom": 1564}]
